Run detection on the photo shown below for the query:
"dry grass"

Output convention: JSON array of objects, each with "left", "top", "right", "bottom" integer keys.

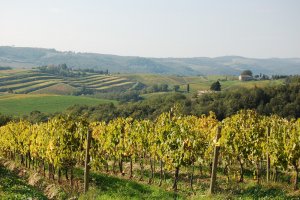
[
  {"left": 28, "top": 172, "right": 44, "bottom": 187},
  {"left": 44, "top": 184, "right": 65, "bottom": 199}
]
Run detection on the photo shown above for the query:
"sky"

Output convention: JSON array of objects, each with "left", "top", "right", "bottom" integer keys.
[{"left": 0, "top": 0, "right": 299, "bottom": 58}]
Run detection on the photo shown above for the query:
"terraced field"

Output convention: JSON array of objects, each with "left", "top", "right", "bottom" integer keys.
[{"left": 0, "top": 70, "right": 135, "bottom": 94}]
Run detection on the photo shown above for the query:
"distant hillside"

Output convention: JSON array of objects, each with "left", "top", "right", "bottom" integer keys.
[{"left": 0, "top": 46, "right": 299, "bottom": 75}]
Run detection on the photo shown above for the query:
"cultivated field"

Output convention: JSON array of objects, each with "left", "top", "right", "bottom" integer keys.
[
  {"left": 0, "top": 94, "right": 117, "bottom": 116},
  {"left": 0, "top": 69, "right": 135, "bottom": 95}
]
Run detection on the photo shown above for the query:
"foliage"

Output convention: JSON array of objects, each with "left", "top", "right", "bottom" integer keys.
[
  {"left": 1, "top": 109, "right": 300, "bottom": 196},
  {"left": 37, "top": 64, "right": 86, "bottom": 77},
  {"left": 210, "top": 81, "right": 221, "bottom": 91},
  {"left": 195, "top": 78, "right": 300, "bottom": 119},
  {"left": 0, "top": 113, "right": 12, "bottom": 126}
]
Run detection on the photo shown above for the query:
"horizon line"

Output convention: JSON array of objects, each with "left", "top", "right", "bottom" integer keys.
[{"left": 1, "top": 45, "right": 300, "bottom": 60}]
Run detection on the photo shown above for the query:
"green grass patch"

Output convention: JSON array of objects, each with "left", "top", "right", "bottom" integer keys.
[
  {"left": 79, "top": 172, "right": 180, "bottom": 200},
  {"left": 140, "top": 92, "right": 174, "bottom": 99},
  {"left": 0, "top": 164, "right": 47, "bottom": 199},
  {"left": 0, "top": 94, "right": 117, "bottom": 116}
]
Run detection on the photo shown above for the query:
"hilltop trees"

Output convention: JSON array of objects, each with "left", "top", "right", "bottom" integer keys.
[
  {"left": 38, "top": 64, "right": 80, "bottom": 77},
  {"left": 37, "top": 64, "right": 108, "bottom": 77}
]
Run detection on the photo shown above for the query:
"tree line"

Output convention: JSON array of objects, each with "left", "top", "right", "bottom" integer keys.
[{"left": 37, "top": 64, "right": 109, "bottom": 77}]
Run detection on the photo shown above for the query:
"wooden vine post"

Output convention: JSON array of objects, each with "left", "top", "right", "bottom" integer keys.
[
  {"left": 208, "top": 126, "right": 222, "bottom": 195},
  {"left": 266, "top": 126, "right": 271, "bottom": 183},
  {"left": 84, "top": 130, "right": 92, "bottom": 193}
]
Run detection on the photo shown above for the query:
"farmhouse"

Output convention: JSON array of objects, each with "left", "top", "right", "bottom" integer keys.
[{"left": 239, "top": 74, "right": 253, "bottom": 81}]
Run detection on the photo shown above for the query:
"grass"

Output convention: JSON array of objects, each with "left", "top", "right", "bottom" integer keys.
[
  {"left": 30, "top": 83, "right": 78, "bottom": 95},
  {"left": 74, "top": 76, "right": 118, "bottom": 84},
  {"left": 0, "top": 157, "right": 179, "bottom": 200},
  {"left": 14, "top": 80, "right": 60, "bottom": 93},
  {"left": 96, "top": 82, "right": 134, "bottom": 90},
  {"left": 0, "top": 75, "right": 56, "bottom": 86},
  {"left": 121, "top": 74, "right": 189, "bottom": 86},
  {"left": 72, "top": 74, "right": 109, "bottom": 81},
  {"left": 88, "top": 78, "right": 128, "bottom": 88},
  {"left": 77, "top": 166, "right": 299, "bottom": 200},
  {"left": 0, "top": 94, "right": 117, "bottom": 116},
  {"left": 79, "top": 172, "right": 180, "bottom": 200},
  {"left": 0, "top": 164, "right": 47, "bottom": 199},
  {"left": 0, "top": 69, "right": 31, "bottom": 77},
  {"left": 1, "top": 156, "right": 299, "bottom": 200},
  {"left": 141, "top": 92, "right": 173, "bottom": 99},
  {"left": 84, "top": 77, "right": 120, "bottom": 85},
  {"left": 0, "top": 79, "right": 52, "bottom": 91},
  {"left": 78, "top": 159, "right": 300, "bottom": 200}
]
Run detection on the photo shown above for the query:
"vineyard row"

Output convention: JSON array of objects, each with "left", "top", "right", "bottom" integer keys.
[{"left": 0, "top": 109, "right": 299, "bottom": 192}]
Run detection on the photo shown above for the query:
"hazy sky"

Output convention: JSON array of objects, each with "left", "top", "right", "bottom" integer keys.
[{"left": 0, "top": 0, "right": 299, "bottom": 58}]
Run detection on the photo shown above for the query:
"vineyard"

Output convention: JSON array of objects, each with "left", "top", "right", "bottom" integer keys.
[
  {"left": 0, "top": 70, "right": 135, "bottom": 94},
  {"left": 0, "top": 108, "right": 299, "bottom": 199}
]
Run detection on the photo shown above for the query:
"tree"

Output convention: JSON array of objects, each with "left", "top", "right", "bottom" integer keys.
[
  {"left": 173, "top": 85, "right": 180, "bottom": 92},
  {"left": 152, "top": 84, "right": 159, "bottom": 92},
  {"left": 241, "top": 70, "right": 253, "bottom": 76},
  {"left": 26, "top": 111, "right": 48, "bottom": 123},
  {"left": 210, "top": 81, "right": 221, "bottom": 91},
  {"left": 0, "top": 113, "right": 11, "bottom": 126},
  {"left": 160, "top": 84, "right": 168, "bottom": 92}
]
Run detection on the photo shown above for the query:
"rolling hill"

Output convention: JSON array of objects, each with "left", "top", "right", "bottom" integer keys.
[{"left": 1, "top": 46, "right": 299, "bottom": 75}]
